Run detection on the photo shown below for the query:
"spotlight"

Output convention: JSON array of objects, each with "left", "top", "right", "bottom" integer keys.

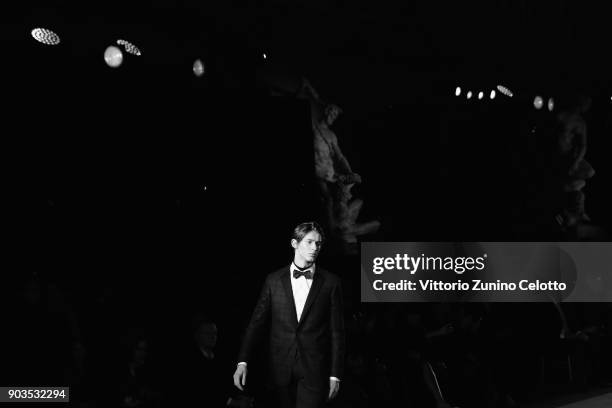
[
  {"left": 496, "top": 85, "right": 513, "bottom": 97},
  {"left": 104, "top": 45, "right": 123, "bottom": 68},
  {"left": 116, "top": 39, "right": 141, "bottom": 56},
  {"left": 455, "top": 86, "right": 461, "bottom": 96},
  {"left": 478, "top": 91, "right": 484, "bottom": 100},
  {"left": 263, "top": 53, "right": 267, "bottom": 59},
  {"left": 547, "top": 97, "right": 555, "bottom": 111},
  {"left": 31, "top": 28, "right": 60, "bottom": 45},
  {"left": 490, "top": 90, "right": 496, "bottom": 99},
  {"left": 533, "top": 96, "right": 543, "bottom": 110},
  {"left": 466, "top": 91, "right": 473, "bottom": 99},
  {"left": 193, "top": 59, "right": 205, "bottom": 77}
]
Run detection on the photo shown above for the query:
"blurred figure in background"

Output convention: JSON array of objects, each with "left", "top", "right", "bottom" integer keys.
[{"left": 117, "top": 328, "right": 163, "bottom": 408}]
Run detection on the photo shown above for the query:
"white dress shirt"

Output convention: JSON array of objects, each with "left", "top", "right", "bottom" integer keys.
[{"left": 289, "top": 263, "right": 315, "bottom": 322}]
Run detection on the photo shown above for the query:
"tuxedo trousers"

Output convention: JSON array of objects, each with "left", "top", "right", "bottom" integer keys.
[{"left": 274, "top": 352, "right": 327, "bottom": 408}]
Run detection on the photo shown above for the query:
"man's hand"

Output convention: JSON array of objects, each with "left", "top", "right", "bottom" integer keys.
[
  {"left": 233, "top": 365, "right": 247, "bottom": 391},
  {"left": 328, "top": 378, "right": 340, "bottom": 401}
]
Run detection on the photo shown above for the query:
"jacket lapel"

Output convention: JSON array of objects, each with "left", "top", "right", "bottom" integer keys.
[
  {"left": 298, "top": 271, "right": 325, "bottom": 328},
  {"left": 280, "top": 267, "right": 298, "bottom": 327}
]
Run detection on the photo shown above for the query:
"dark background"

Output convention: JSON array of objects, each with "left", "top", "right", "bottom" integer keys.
[
  {"left": 5, "top": 0, "right": 612, "bottom": 331},
  {"left": 3, "top": 1, "right": 612, "bottom": 405}
]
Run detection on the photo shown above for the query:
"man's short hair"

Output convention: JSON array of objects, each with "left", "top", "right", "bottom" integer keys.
[{"left": 291, "top": 221, "right": 325, "bottom": 244}]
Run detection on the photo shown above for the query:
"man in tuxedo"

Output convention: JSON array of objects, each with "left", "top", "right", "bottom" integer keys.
[{"left": 233, "top": 221, "right": 345, "bottom": 408}]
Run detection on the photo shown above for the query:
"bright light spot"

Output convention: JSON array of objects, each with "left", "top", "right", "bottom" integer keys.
[
  {"left": 490, "top": 90, "right": 496, "bottom": 99},
  {"left": 547, "top": 97, "right": 555, "bottom": 111},
  {"left": 193, "top": 59, "right": 205, "bottom": 77},
  {"left": 104, "top": 46, "right": 123, "bottom": 68},
  {"left": 263, "top": 53, "right": 267, "bottom": 59},
  {"left": 533, "top": 96, "right": 543, "bottom": 110},
  {"left": 455, "top": 86, "right": 461, "bottom": 96},
  {"left": 478, "top": 91, "right": 484, "bottom": 100},
  {"left": 466, "top": 91, "right": 473, "bottom": 99},
  {"left": 31, "top": 28, "right": 60, "bottom": 45},
  {"left": 497, "top": 85, "right": 513, "bottom": 97},
  {"left": 117, "top": 39, "right": 141, "bottom": 56}
]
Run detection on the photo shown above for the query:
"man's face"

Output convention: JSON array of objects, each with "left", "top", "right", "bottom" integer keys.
[{"left": 292, "top": 231, "right": 322, "bottom": 264}]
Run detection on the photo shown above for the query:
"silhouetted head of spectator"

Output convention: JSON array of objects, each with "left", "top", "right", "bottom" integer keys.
[{"left": 192, "top": 314, "right": 217, "bottom": 351}]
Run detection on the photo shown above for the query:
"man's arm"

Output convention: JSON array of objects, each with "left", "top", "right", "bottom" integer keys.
[
  {"left": 234, "top": 276, "right": 272, "bottom": 391},
  {"left": 329, "top": 279, "right": 346, "bottom": 380},
  {"left": 327, "top": 279, "right": 345, "bottom": 401}
]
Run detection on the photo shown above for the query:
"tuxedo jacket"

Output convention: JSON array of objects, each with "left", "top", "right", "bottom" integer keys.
[{"left": 238, "top": 265, "right": 345, "bottom": 388}]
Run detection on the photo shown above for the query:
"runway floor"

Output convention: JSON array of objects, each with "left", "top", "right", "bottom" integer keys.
[
  {"left": 558, "top": 392, "right": 612, "bottom": 408},
  {"left": 523, "top": 386, "right": 612, "bottom": 408}
]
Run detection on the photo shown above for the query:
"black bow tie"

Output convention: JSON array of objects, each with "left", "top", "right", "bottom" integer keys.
[{"left": 293, "top": 269, "right": 313, "bottom": 279}]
